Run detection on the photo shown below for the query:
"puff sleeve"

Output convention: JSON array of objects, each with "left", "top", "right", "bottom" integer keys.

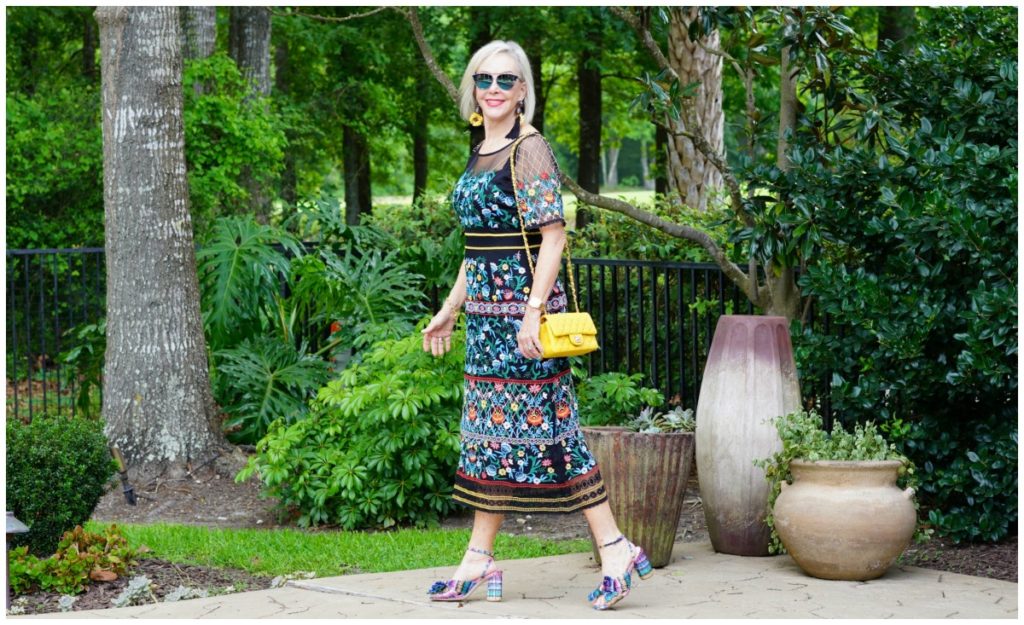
[{"left": 512, "top": 134, "right": 566, "bottom": 231}]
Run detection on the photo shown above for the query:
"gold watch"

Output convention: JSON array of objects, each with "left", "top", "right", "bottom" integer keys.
[{"left": 526, "top": 296, "right": 544, "bottom": 311}]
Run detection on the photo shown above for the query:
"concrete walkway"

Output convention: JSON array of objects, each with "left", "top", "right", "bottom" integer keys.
[{"left": 15, "top": 541, "right": 1017, "bottom": 619}]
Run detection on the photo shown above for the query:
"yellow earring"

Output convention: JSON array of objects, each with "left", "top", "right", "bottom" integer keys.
[{"left": 469, "top": 106, "right": 484, "bottom": 127}]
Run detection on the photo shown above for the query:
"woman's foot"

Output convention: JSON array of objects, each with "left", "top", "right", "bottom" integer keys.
[
  {"left": 588, "top": 535, "right": 654, "bottom": 610},
  {"left": 427, "top": 546, "right": 503, "bottom": 602}
]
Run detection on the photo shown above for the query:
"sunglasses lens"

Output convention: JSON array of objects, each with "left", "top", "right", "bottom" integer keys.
[
  {"left": 497, "top": 75, "right": 517, "bottom": 90},
  {"left": 473, "top": 74, "right": 492, "bottom": 89}
]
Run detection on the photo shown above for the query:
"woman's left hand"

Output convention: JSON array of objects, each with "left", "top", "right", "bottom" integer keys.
[{"left": 517, "top": 308, "right": 544, "bottom": 359}]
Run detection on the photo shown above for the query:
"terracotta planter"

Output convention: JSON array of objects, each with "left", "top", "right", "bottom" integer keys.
[
  {"left": 696, "top": 315, "right": 801, "bottom": 556},
  {"left": 582, "top": 426, "right": 695, "bottom": 568},
  {"left": 774, "top": 459, "right": 917, "bottom": 581}
]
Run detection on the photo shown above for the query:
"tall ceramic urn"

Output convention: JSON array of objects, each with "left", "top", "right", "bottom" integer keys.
[{"left": 696, "top": 315, "right": 800, "bottom": 556}]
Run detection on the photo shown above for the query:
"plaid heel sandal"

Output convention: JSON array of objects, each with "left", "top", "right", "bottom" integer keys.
[
  {"left": 587, "top": 535, "right": 653, "bottom": 610},
  {"left": 427, "top": 546, "right": 503, "bottom": 603}
]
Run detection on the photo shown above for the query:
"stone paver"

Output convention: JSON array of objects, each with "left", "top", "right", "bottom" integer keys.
[{"left": 14, "top": 541, "right": 1017, "bottom": 619}]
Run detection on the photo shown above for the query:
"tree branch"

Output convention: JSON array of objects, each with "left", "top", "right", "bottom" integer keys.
[
  {"left": 270, "top": 6, "right": 388, "bottom": 23},
  {"left": 404, "top": 7, "right": 459, "bottom": 104},
  {"left": 561, "top": 175, "right": 757, "bottom": 304},
  {"left": 610, "top": 7, "right": 678, "bottom": 82}
]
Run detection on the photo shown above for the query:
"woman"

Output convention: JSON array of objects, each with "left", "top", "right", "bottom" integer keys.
[{"left": 420, "top": 40, "right": 652, "bottom": 611}]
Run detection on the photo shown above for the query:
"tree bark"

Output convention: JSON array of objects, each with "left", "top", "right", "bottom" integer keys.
[
  {"left": 467, "top": 8, "right": 492, "bottom": 154},
  {"left": 666, "top": 7, "right": 724, "bottom": 211},
  {"left": 181, "top": 6, "right": 216, "bottom": 61},
  {"left": 96, "top": 6, "right": 225, "bottom": 479},
  {"left": 603, "top": 146, "right": 620, "bottom": 188},
  {"left": 576, "top": 32, "right": 602, "bottom": 230},
  {"left": 412, "top": 107, "right": 429, "bottom": 206},
  {"left": 768, "top": 44, "right": 801, "bottom": 320},
  {"left": 640, "top": 139, "right": 654, "bottom": 190},
  {"left": 877, "top": 7, "right": 916, "bottom": 55},
  {"left": 229, "top": 6, "right": 272, "bottom": 223},
  {"left": 527, "top": 43, "right": 544, "bottom": 134},
  {"left": 82, "top": 9, "right": 98, "bottom": 82},
  {"left": 343, "top": 125, "right": 372, "bottom": 225}
]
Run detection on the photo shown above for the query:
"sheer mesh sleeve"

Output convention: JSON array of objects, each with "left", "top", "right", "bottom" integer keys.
[{"left": 512, "top": 134, "right": 566, "bottom": 231}]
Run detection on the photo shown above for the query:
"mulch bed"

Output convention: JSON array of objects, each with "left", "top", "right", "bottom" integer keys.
[{"left": 9, "top": 557, "right": 274, "bottom": 616}]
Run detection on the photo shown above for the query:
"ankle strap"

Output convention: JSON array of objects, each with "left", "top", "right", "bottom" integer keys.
[
  {"left": 599, "top": 535, "right": 625, "bottom": 549},
  {"left": 468, "top": 546, "right": 494, "bottom": 557}
]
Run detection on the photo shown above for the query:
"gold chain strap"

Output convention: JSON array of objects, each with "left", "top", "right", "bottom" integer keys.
[{"left": 509, "top": 133, "right": 581, "bottom": 313}]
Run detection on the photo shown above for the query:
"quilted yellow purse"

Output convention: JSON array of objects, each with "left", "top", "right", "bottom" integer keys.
[{"left": 510, "top": 134, "right": 599, "bottom": 359}]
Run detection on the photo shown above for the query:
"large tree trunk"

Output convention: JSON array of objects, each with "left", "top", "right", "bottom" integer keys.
[
  {"left": 96, "top": 6, "right": 225, "bottom": 480},
  {"left": 576, "top": 34, "right": 602, "bottom": 231},
  {"left": 82, "top": 9, "right": 98, "bottom": 82},
  {"left": 343, "top": 125, "right": 372, "bottom": 225},
  {"left": 412, "top": 107, "right": 429, "bottom": 206},
  {"left": 666, "top": 7, "right": 724, "bottom": 211},
  {"left": 229, "top": 7, "right": 272, "bottom": 223},
  {"left": 467, "top": 8, "right": 492, "bottom": 154},
  {"left": 526, "top": 42, "right": 544, "bottom": 134},
  {"left": 603, "top": 146, "right": 620, "bottom": 188},
  {"left": 655, "top": 124, "right": 668, "bottom": 195},
  {"left": 181, "top": 6, "right": 216, "bottom": 61},
  {"left": 877, "top": 7, "right": 916, "bottom": 55},
  {"left": 640, "top": 139, "right": 654, "bottom": 189},
  {"left": 767, "top": 44, "right": 801, "bottom": 320}
]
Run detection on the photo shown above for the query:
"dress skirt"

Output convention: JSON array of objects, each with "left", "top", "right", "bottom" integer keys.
[{"left": 452, "top": 231, "right": 608, "bottom": 513}]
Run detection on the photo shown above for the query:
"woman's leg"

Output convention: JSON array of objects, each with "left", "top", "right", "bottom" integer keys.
[
  {"left": 582, "top": 501, "right": 634, "bottom": 579},
  {"left": 450, "top": 510, "right": 505, "bottom": 580}
]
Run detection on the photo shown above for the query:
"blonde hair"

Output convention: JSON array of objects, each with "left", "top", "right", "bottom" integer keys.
[{"left": 458, "top": 40, "right": 535, "bottom": 124}]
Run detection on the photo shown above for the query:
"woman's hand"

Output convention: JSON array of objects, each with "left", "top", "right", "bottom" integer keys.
[
  {"left": 517, "top": 308, "right": 544, "bottom": 359},
  {"left": 421, "top": 307, "right": 456, "bottom": 357}
]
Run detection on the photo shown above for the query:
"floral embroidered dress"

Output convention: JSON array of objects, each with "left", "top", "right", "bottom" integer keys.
[{"left": 450, "top": 132, "right": 608, "bottom": 513}]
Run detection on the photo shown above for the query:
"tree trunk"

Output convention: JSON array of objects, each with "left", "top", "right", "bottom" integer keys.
[
  {"left": 95, "top": 6, "right": 225, "bottom": 480},
  {"left": 655, "top": 124, "right": 668, "bottom": 195},
  {"left": 666, "top": 7, "right": 724, "bottom": 211},
  {"left": 603, "top": 146, "right": 620, "bottom": 188},
  {"left": 576, "top": 36, "right": 602, "bottom": 230},
  {"left": 640, "top": 139, "right": 654, "bottom": 190},
  {"left": 769, "top": 44, "right": 801, "bottom": 320},
  {"left": 877, "top": 7, "right": 916, "bottom": 55},
  {"left": 82, "top": 9, "right": 98, "bottom": 82},
  {"left": 412, "top": 108, "right": 429, "bottom": 206},
  {"left": 467, "top": 8, "right": 492, "bottom": 154},
  {"left": 229, "top": 6, "right": 272, "bottom": 223},
  {"left": 275, "top": 40, "right": 297, "bottom": 206},
  {"left": 343, "top": 125, "right": 372, "bottom": 225},
  {"left": 527, "top": 44, "right": 544, "bottom": 134},
  {"left": 181, "top": 6, "right": 216, "bottom": 61}
]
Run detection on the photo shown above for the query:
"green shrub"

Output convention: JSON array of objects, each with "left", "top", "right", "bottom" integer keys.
[
  {"left": 237, "top": 324, "right": 464, "bottom": 529},
  {"left": 6, "top": 416, "right": 118, "bottom": 556},
  {"left": 8, "top": 524, "right": 141, "bottom": 596},
  {"left": 576, "top": 372, "right": 664, "bottom": 427}
]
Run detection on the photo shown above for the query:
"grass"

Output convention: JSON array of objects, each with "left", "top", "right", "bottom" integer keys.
[{"left": 85, "top": 521, "right": 590, "bottom": 579}]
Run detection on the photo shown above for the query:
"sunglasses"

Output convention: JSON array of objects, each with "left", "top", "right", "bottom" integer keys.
[{"left": 473, "top": 73, "right": 521, "bottom": 91}]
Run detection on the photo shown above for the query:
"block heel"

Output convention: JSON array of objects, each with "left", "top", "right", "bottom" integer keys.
[
  {"left": 486, "top": 570, "right": 503, "bottom": 602},
  {"left": 633, "top": 547, "right": 654, "bottom": 580}
]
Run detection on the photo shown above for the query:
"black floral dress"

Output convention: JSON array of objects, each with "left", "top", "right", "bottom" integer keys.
[{"left": 450, "top": 133, "right": 608, "bottom": 513}]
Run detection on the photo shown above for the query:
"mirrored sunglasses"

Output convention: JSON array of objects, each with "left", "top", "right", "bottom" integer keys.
[{"left": 473, "top": 73, "right": 520, "bottom": 91}]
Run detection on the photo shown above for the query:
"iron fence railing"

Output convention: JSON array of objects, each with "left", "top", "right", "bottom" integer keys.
[{"left": 6, "top": 247, "right": 832, "bottom": 425}]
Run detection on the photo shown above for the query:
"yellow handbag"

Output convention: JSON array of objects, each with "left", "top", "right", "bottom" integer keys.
[{"left": 510, "top": 134, "right": 599, "bottom": 359}]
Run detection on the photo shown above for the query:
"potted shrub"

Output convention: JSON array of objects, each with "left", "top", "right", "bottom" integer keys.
[
  {"left": 755, "top": 410, "right": 920, "bottom": 581},
  {"left": 579, "top": 373, "right": 695, "bottom": 568}
]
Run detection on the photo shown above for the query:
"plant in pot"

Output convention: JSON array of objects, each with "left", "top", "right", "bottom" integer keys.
[
  {"left": 578, "top": 372, "right": 696, "bottom": 568},
  {"left": 754, "top": 409, "right": 922, "bottom": 581}
]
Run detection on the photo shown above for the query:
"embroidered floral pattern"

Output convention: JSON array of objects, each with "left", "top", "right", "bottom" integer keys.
[{"left": 449, "top": 133, "right": 606, "bottom": 514}]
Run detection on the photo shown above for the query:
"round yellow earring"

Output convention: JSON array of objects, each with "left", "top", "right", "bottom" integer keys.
[{"left": 469, "top": 111, "right": 484, "bottom": 127}]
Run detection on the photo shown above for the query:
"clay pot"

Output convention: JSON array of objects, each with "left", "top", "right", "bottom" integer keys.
[
  {"left": 582, "top": 426, "right": 695, "bottom": 568},
  {"left": 773, "top": 459, "right": 917, "bottom": 581},
  {"left": 696, "top": 315, "right": 801, "bottom": 556}
]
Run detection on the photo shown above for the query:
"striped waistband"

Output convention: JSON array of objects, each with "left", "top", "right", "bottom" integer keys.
[{"left": 465, "top": 230, "right": 541, "bottom": 251}]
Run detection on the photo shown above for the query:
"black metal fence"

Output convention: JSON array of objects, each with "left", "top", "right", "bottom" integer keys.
[{"left": 7, "top": 247, "right": 826, "bottom": 423}]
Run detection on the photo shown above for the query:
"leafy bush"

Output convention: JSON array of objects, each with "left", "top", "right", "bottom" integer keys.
[
  {"left": 787, "top": 6, "right": 1017, "bottom": 543},
  {"left": 237, "top": 325, "right": 464, "bottom": 529},
  {"left": 6, "top": 416, "right": 118, "bottom": 556},
  {"left": 754, "top": 410, "right": 920, "bottom": 555},
  {"left": 59, "top": 318, "right": 107, "bottom": 417},
  {"left": 8, "top": 524, "right": 142, "bottom": 596},
  {"left": 576, "top": 372, "right": 664, "bottom": 427}
]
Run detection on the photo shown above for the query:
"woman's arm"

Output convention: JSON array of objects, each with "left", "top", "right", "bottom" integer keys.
[
  {"left": 421, "top": 259, "right": 467, "bottom": 356},
  {"left": 517, "top": 224, "right": 565, "bottom": 359}
]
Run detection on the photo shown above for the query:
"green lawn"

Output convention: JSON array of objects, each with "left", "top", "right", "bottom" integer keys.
[{"left": 86, "top": 521, "right": 590, "bottom": 578}]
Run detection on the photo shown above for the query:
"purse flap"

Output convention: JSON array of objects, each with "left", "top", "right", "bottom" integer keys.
[{"left": 543, "top": 313, "right": 597, "bottom": 337}]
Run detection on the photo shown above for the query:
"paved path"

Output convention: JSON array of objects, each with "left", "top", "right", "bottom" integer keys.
[{"left": 14, "top": 541, "right": 1017, "bottom": 619}]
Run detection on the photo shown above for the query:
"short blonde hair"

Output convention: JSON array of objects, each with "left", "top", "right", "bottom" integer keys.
[{"left": 458, "top": 40, "right": 535, "bottom": 124}]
